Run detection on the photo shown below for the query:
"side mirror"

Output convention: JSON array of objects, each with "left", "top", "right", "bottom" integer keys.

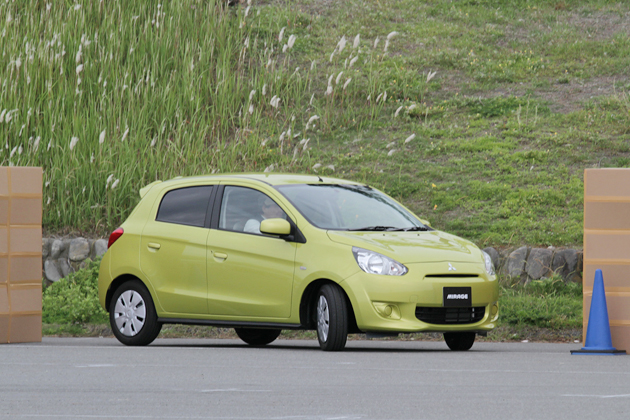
[{"left": 260, "top": 218, "right": 292, "bottom": 236}]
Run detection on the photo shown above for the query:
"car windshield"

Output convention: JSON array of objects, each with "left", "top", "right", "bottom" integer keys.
[{"left": 276, "top": 184, "right": 428, "bottom": 231}]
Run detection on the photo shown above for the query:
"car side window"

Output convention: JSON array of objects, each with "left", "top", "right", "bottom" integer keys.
[
  {"left": 156, "top": 186, "right": 213, "bottom": 227},
  {"left": 219, "top": 186, "right": 287, "bottom": 235}
]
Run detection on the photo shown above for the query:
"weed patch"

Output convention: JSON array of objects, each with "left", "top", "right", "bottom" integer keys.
[
  {"left": 41, "top": 263, "right": 583, "bottom": 342},
  {"left": 498, "top": 276, "right": 582, "bottom": 330},
  {"left": 42, "top": 259, "right": 108, "bottom": 325}
]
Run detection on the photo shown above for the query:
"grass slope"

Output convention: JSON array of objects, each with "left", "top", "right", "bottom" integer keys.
[{"left": 3, "top": 0, "right": 629, "bottom": 246}]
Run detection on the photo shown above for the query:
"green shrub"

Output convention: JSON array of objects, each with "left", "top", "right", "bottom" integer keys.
[
  {"left": 39, "top": 258, "right": 583, "bottom": 337},
  {"left": 42, "top": 258, "right": 108, "bottom": 325},
  {"left": 498, "top": 277, "right": 583, "bottom": 329}
]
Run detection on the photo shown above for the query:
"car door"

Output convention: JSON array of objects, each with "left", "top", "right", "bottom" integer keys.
[
  {"left": 205, "top": 185, "right": 297, "bottom": 318},
  {"left": 140, "top": 185, "right": 214, "bottom": 315}
]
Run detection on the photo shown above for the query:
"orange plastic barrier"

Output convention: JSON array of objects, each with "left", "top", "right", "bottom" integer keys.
[
  {"left": 0, "top": 167, "right": 42, "bottom": 343},
  {"left": 583, "top": 169, "right": 630, "bottom": 351}
]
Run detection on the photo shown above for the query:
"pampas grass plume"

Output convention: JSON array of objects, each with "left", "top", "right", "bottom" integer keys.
[
  {"left": 337, "top": 36, "right": 347, "bottom": 52},
  {"left": 288, "top": 35, "right": 296, "bottom": 49}
]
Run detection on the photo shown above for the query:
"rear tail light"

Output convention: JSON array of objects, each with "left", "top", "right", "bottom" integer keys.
[{"left": 108, "top": 227, "right": 124, "bottom": 248}]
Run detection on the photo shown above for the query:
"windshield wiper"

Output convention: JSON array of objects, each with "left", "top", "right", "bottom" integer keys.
[
  {"left": 348, "top": 226, "right": 402, "bottom": 231},
  {"left": 403, "top": 226, "right": 431, "bottom": 231}
]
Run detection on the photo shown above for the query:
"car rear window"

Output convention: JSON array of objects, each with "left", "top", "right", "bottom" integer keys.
[{"left": 156, "top": 186, "right": 213, "bottom": 227}]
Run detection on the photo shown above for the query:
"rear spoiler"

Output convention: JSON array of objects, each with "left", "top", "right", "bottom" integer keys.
[{"left": 139, "top": 180, "right": 162, "bottom": 198}]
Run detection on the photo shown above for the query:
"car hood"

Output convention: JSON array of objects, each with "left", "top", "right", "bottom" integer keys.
[{"left": 327, "top": 230, "right": 482, "bottom": 264}]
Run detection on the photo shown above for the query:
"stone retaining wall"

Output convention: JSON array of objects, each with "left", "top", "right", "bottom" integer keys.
[
  {"left": 483, "top": 246, "right": 583, "bottom": 283},
  {"left": 41, "top": 237, "right": 584, "bottom": 284},
  {"left": 42, "top": 238, "right": 108, "bottom": 283}
]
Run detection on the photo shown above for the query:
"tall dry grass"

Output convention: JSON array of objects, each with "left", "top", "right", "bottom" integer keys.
[{"left": 0, "top": 1, "right": 414, "bottom": 232}]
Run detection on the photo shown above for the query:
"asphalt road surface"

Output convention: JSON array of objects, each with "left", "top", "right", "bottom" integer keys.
[{"left": 1, "top": 337, "right": 629, "bottom": 420}]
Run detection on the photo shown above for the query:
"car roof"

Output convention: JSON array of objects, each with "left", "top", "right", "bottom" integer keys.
[
  {"left": 139, "top": 173, "right": 364, "bottom": 197},
  {"left": 159, "top": 173, "right": 362, "bottom": 187},
  {"left": 139, "top": 173, "right": 366, "bottom": 198}
]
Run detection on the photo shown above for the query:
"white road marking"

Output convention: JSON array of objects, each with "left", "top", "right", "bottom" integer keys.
[
  {"left": 75, "top": 364, "right": 115, "bottom": 368},
  {"left": 0, "top": 415, "right": 365, "bottom": 419},
  {"left": 199, "top": 388, "right": 272, "bottom": 393},
  {"left": 2, "top": 359, "right": 629, "bottom": 377},
  {"left": 563, "top": 394, "right": 630, "bottom": 399}
]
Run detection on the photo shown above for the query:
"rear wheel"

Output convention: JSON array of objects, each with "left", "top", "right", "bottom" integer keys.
[
  {"left": 316, "top": 284, "right": 348, "bottom": 351},
  {"left": 110, "top": 280, "right": 162, "bottom": 346},
  {"left": 444, "top": 332, "right": 476, "bottom": 351},
  {"left": 235, "top": 328, "right": 281, "bottom": 346}
]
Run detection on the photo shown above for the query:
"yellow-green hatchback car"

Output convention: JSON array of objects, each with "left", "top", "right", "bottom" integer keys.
[{"left": 99, "top": 174, "right": 498, "bottom": 351}]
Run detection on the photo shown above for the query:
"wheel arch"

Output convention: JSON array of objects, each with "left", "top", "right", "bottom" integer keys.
[
  {"left": 298, "top": 279, "right": 360, "bottom": 333},
  {"left": 105, "top": 274, "right": 151, "bottom": 311}
]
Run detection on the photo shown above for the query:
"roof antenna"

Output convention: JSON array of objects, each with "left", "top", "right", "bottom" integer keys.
[{"left": 317, "top": 176, "right": 323, "bottom": 182}]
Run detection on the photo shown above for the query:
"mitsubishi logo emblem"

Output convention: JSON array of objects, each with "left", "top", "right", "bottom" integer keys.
[{"left": 448, "top": 263, "right": 456, "bottom": 271}]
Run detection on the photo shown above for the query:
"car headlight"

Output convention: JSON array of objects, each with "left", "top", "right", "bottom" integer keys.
[
  {"left": 482, "top": 250, "right": 495, "bottom": 276},
  {"left": 352, "top": 247, "right": 408, "bottom": 276}
]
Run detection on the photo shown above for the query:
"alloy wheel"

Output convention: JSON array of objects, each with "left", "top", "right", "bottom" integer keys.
[{"left": 317, "top": 295, "right": 330, "bottom": 342}]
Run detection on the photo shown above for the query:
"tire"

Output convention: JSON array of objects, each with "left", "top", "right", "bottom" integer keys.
[
  {"left": 109, "top": 280, "right": 162, "bottom": 346},
  {"left": 235, "top": 328, "right": 281, "bottom": 346},
  {"left": 316, "top": 284, "right": 348, "bottom": 351},
  {"left": 444, "top": 332, "right": 476, "bottom": 351}
]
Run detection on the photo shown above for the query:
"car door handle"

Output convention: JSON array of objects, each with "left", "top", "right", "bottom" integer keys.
[
  {"left": 148, "top": 242, "right": 161, "bottom": 250},
  {"left": 213, "top": 252, "right": 228, "bottom": 260}
]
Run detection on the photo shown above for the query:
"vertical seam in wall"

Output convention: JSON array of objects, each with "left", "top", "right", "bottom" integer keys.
[
  {"left": 576, "top": 169, "right": 590, "bottom": 343},
  {"left": 521, "top": 246, "right": 531, "bottom": 283},
  {"left": 6, "top": 168, "right": 11, "bottom": 342}
]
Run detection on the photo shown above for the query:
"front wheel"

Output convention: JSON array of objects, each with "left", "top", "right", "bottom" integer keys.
[
  {"left": 444, "top": 332, "right": 476, "bottom": 351},
  {"left": 110, "top": 280, "right": 162, "bottom": 346},
  {"left": 316, "top": 284, "right": 348, "bottom": 351},
  {"left": 235, "top": 328, "right": 281, "bottom": 346}
]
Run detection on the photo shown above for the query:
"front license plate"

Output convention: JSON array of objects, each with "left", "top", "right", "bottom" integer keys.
[{"left": 443, "top": 287, "right": 472, "bottom": 307}]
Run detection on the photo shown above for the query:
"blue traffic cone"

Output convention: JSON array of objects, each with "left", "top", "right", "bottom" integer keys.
[{"left": 571, "top": 269, "right": 626, "bottom": 355}]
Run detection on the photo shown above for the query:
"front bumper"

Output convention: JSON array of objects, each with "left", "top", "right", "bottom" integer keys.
[{"left": 340, "top": 261, "right": 499, "bottom": 333}]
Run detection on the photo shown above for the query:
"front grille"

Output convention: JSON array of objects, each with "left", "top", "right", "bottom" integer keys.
[{"left": 415, "top": 306, "right": 485, "bottom": 325}]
